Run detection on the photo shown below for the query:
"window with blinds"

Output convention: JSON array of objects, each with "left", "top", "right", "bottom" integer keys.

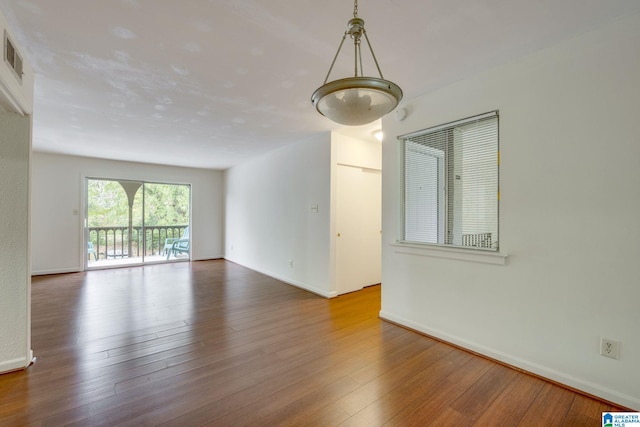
[{"left": 399, "top": 111, "right": 499, "bottom": 250}]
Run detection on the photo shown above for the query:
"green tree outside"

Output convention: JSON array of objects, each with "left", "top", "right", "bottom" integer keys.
[
  {"left": 88, "top": 180, "right": 189, "bottom": 227},
  {"left": 87, "top": 180, "right": 129, "bottom": 227}
]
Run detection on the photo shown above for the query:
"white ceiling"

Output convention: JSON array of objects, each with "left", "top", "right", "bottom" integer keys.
[{"left": 1, "top": 0, "right": 639, "bottom": 169}]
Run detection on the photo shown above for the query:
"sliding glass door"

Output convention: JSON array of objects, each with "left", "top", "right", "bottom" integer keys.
[
  {"left": 143, "top": 182, "right": 191, "bottom": 262},
  {"left": 86, "top": 178, "right": 190, "bottom": 269}
]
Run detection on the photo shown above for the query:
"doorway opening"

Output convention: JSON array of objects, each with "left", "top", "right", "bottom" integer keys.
[{"left": 85, "top": 178, "right": 191, "bottom": 269}]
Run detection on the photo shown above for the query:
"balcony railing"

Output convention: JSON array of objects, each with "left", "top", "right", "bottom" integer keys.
[
  {"left": 88, "top": 225, "right": 188, "bottom": 260},
  {"left": 461, "top": 232, "right": 494, "bottom": 249}
]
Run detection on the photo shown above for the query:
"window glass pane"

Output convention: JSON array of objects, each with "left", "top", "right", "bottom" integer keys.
[{"left": 401, "top": 112, "right": 498, "bottom": 250}]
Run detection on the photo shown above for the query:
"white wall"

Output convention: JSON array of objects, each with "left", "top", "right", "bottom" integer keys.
[
  {"left": 0, "top": 112, "right": 32, "bottom": 373},
  {"left": 381, "top": 13, "right": 640, "bottom": 409},
  {"left": 31, "top": 152, "right": 224, "bottom": 275},
  {"left": 0, "top": 8, "right": 34, "bottom": 374},
  {"left": 225, "top": 135, "right": 332, "bottom": 297}
]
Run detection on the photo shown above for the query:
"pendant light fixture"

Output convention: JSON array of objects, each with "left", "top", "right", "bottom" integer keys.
[{"left": 311, "top": 0, "right": 402, "bottom": 126}]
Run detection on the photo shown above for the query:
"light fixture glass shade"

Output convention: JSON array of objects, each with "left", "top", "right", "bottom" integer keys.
[{"left": 312, "top": 77, "right": 402, "bottom": 126}]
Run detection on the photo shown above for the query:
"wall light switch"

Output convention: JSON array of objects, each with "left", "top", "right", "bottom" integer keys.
[
  {"left": 311, "top": 204, "right": 319, "bottom": 213},
  {"left": 72, "top": 208, "right": 79, "bottom": 216}
]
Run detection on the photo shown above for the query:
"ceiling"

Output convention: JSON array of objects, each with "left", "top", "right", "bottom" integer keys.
[{"left": 1, "top": 0, "right": 639, "bottom": 169}]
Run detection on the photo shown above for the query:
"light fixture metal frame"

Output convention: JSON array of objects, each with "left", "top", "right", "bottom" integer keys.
[{"left": 311, "top": 0, "right": 402, "bottom": 125}]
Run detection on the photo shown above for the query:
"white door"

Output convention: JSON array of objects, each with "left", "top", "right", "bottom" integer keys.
[{"left": 336, "top": 164, "right": 382, "bottom": 295}]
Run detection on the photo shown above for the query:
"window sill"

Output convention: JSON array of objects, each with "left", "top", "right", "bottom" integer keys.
[{"left": 390, "top": 242, "right": 508, "bottom": 265}]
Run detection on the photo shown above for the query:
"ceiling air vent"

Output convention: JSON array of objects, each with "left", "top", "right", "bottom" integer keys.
[{"left": 4, "top": 30, "right": 23, "bottom": 83}]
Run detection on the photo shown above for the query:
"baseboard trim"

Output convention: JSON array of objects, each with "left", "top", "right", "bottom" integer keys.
[
  {"left": 191, "top": 255, "right": 225, "bottom": 262},
  {"left": 379, "top": 310, "right": 639, "bottom": 411},
  {"left": 0, "top": 351, "right": 33, "bottom": 374},
  {"left": 32, "top": 267, "right": 81, "bottom": 276}
]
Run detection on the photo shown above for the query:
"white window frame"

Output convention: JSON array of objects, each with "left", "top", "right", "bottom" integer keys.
[{"left": 397, "top": 111, "right": 504, "bottom": 263}]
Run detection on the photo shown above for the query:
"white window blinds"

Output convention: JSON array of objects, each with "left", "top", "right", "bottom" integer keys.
[{"left": 400, "top": 111, "right": 499, "bottom": 250}]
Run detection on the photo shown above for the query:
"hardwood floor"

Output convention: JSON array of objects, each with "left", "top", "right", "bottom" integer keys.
[{"left": 0, "top": 260, "right": 624, "bottom": 426}]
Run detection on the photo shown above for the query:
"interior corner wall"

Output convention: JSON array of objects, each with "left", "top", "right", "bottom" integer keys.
[
  {"left": 31, "top": 152, "right": 225, "bottom": 275},
  {"left": 224, "top": 134, "right": 332, "bottom": 297},
  {"left": 380, "top": 13, "right": 640, "bottom": 409},
  {"left": 0, "top": 112, "right": 32, "bottom": 373},
  {"left": 331, "top": 132, "right": 382, "bottom": 170}
]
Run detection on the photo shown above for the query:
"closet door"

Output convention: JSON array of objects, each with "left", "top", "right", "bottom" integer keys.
[{"left": 335, "top": 164, "right": 382, "bottom": 295}]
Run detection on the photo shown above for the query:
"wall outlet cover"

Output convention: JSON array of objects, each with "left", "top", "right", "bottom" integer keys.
[{"left": 600, "top": 337, "right": 619, "bottom": 360}]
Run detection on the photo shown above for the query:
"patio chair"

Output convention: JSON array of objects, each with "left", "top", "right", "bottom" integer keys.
[
  {"left": 163, "top": 226, "right": 188, "bottom": 255},
  {"left": 165, "top": 227, "right": 190, "bottom": 259},
  {"left": 88, "top": 242, "right": 97, "bottom": 261}
]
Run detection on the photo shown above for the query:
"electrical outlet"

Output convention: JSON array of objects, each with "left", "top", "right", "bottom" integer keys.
[
  {"left": 289, "top": 260, "right": 293, "bottom": 268},
  {"left": 600, "top": 337, "right": 619, "bottom": 359}
]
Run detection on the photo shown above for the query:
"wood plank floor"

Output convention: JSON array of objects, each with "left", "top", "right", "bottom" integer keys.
[{"left": 0, "top": 260, "right": 624, "bottom": 426}]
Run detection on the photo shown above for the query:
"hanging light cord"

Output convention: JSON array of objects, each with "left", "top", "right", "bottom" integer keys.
[
  {"left": 322, "top": 34, "right": 347, "bottom": 84},
  {"left": 321, "top": 0, "right": 384, "bottom": 84},
  {"left": 363, "top": 29, "right": 384, "bottom": 79}
]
